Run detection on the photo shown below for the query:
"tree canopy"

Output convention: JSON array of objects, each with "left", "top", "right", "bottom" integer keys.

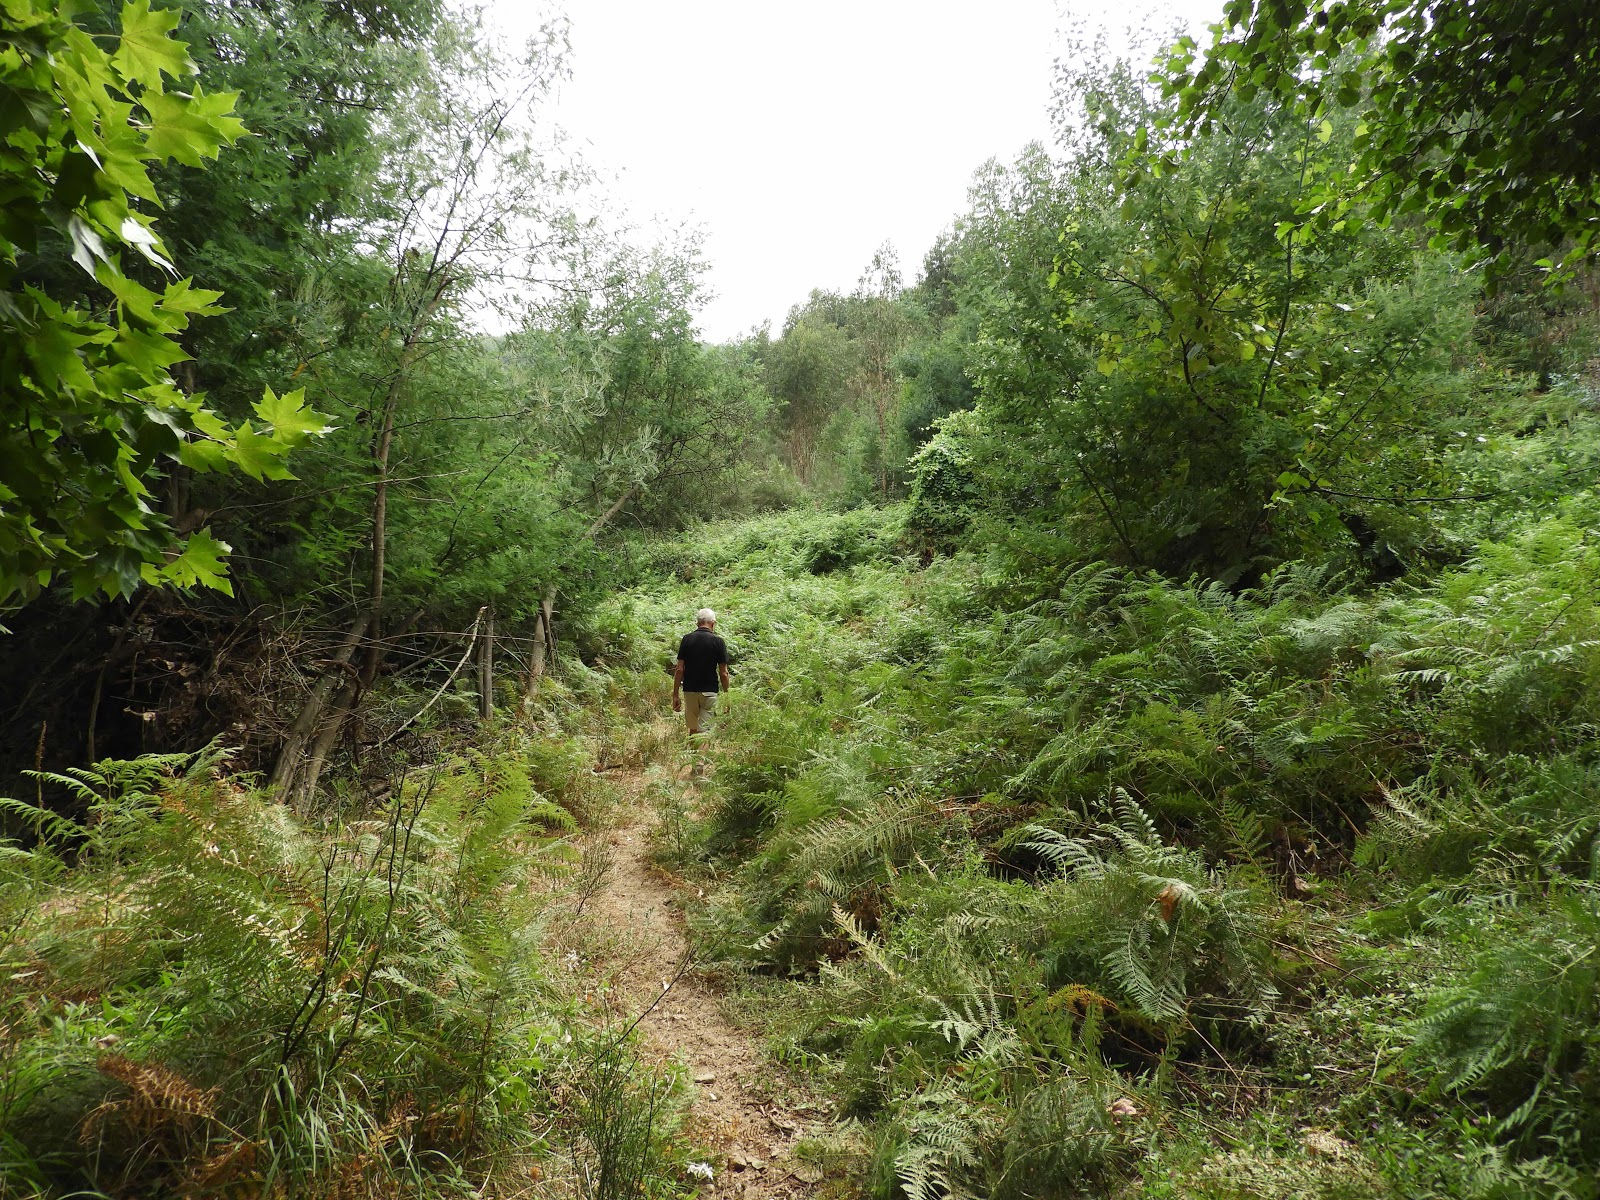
[
  {"left": 1163, "top": 0, "right": 1600, "bottom": 275},
  {"left": 0, "top": 0, "right": 330, "bottom": 608}
]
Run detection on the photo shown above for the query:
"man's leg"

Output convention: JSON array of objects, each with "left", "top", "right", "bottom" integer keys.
[
  {"left": 684, "top": 690, "right": 704, "bottom": 734},
  {"left": 696, "top": 690, "right": 718, "bottom": 734}
]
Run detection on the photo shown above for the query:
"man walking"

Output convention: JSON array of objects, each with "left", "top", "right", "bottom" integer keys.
[{"left": 672, "top": 607, "right": 729, "bottom": 735}]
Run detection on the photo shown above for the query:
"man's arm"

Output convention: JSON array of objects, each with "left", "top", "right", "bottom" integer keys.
[
  {"left": 672, "top": 659, "right": 684, "bottom": 712},
  {"left": 718, "top": 662, "right": 730, "bottom": 692}
]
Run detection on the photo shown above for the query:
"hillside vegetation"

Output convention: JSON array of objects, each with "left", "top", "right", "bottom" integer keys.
[
  {"left": 4, "top": 0, "right": 1600, "bottom": 1196},
  {"left": 595, "top": 498, "right": 1600, "bottom": 1198}
]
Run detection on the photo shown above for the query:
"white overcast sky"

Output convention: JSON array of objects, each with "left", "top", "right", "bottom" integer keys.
[{"left": 489, "top": 0, "right": 1222, "bottom": 342}]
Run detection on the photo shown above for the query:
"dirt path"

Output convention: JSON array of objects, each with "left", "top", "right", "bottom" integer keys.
[{"left": 584, "top": 760, "right": 824, "bottom": 1198}]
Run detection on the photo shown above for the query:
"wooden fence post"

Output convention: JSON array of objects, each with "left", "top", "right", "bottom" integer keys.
[{"left": 478, "top": 606, "right": 495, "bottom": 721}]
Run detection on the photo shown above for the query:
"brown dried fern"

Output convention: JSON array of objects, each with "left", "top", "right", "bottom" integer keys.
[
  {"left": 81, "top": 1053, "right": 219, "bottom": 1143},
  {"left": 177, "top": 1136, "right": 259, "bottom": 1196}
]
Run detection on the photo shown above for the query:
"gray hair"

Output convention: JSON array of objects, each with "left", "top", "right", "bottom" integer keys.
[{"left": 695, "top": 607, "right": 716, "bottom": 626}]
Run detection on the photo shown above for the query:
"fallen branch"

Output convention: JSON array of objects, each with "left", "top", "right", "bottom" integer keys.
[{"left": 375, "top": 607, "right": 488, "bottom": 748}]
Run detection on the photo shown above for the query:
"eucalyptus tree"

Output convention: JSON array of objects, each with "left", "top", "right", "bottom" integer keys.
[
  {"left": 762, "top": 305, "right": 855, "bottom": 483},
  {"left": 758, "top": 251, "right": 923, "bottom": 501},
  {"left": 849, "top": 244, "right": 916, "bottom": 500}
]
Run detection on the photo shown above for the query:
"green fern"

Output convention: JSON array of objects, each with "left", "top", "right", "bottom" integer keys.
[
  {"left": 1409, "top": 888, "right": 1600, "bottom": 1141},
  {"left": 1023, "top": 792, "right": 1277, "bottom": 1026},
  {"left": 0, "top": 738, "right": 582, "bottom": 1195}
]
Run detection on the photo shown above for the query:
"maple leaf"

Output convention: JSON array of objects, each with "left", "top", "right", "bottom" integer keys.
[
  {"left": 157, "top": 528, "right": 234, "bottom": 595},
  {"left": 177, "top": 439, "right": 232, "bottom": 474},
  {"left": 96, "top": 123, "right": 161, "bottom": 202},
  {"left": 65, "top": 214, "right": 108, "bottom": 275},
  {"left": 142, "top": 87, "right": 246, "bottom": 167},
  {"left": 252, "top": 387, "right": 332, "bottom": 446},
  {"left": 97, "top": 262, "right": 166, "bottom": 328},
  {"left": 111, "top": 0, "right": 194, "bottom": 91},
  {"left": 227, "top": 422, "right": 294, "bottom": 482},
  {"left": 112, "top": 325, "right": 190, "bottom": 375},
  {"left": 159, "top": 277, "right": 226, "bottom": 319},
  {"left": 120, "top": 214, "right": 175, "bottom": 273},
  {"left": 23, "top": 320, "right": 98, "bottom": 397}
]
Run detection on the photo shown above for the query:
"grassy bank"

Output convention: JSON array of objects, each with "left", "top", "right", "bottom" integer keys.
[{"left": 596, "top": 503, "right": 1600, "bottom": 1200}]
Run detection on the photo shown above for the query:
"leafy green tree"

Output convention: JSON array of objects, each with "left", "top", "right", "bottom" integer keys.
[
  {"left": 152, "top": 0, "right": 444, "bottom": 396},
  {"left": 896, "top": 235, "right": 979, "bottom": 450},
  {"left": 946, "top": 72, "right": 1482, "bottom": 580},
  {"left": 263, "top": 18, "right": 586, "bottom": 801},
  {"left": 85, "top": 0, "right": 450, "bottom": 600},
  {"left": 541, "top": 243, "right": 770, "bottom": 532},
  {"left": 0, "top": 0, "right": 327, "bottom": 609},
  {"left": 1163, "top": 1, "right": 1600, "bottom": 276},
  {"left": 763, "top": 303, "right": 854, "bottom": 482},
  {"left": 894, "top": 332, "right": 975, "bottom": 458}
]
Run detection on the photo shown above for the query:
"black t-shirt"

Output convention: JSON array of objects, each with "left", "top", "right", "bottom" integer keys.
[{"left": 676, "top": 628, "right": 728, "bottom": 692}]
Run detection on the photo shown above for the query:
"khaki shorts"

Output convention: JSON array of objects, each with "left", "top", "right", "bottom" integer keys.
[{"left": 683, "top": 690, "right": 718, "bottom": 733}]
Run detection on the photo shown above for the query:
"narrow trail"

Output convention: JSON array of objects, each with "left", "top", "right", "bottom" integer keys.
[{"left": 583, "top": 753, "right": 826, "bottom": 1198}]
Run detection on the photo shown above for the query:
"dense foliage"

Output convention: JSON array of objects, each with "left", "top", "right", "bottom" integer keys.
[
  {"left": 0, "top": 0, "right": 328, "bottom": 605},
  {"left": 0, "top": 0, "right": 772, "bottom": 786},
  {"left": 1163, "top": 1, "right": 1600, "bottom": 276},
  {"left": 0, "top": 701, "right": 693, "bottom": 1195},
  {"left": 600, "top": 485, "right": 1600, "bottom": 1198}
]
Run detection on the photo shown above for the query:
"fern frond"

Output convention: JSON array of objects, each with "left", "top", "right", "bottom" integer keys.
[{"left": 0, "top": 795, "right": 87, "bottom": 844}]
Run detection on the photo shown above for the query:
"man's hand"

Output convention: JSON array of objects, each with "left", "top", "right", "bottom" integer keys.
[{"left": 671, "top": 693, "right": 681, "bottom": 713}]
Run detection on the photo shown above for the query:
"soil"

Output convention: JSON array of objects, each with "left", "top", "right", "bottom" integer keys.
[{"left": 581, "top": 752, "right": 826, "bottom": 1198}]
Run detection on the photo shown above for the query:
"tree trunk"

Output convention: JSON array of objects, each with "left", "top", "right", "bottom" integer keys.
[
  {"left": 584, "top": 481, "right": 642, "bottom": 541},
  {"left": 362, "top": 387, "right": 399, "bottom": 689},
  {"left": 271, "top": 615, "right": 370, "bottom": 802},
  {"left": 478, "top": 607, "right": 495, "bottom": 720},
  {"left": 875, "top": 399, "right": 889, "bottom": 500},
  {"left": 520, "top": 482, "right": 641, "bottom": 707},
  {"left": 293, "top": 677, "right": 360, "bottom": 814},
  {"left": 522, "top": 586, "right": 557, "bottom": 702},
  {"left": 362, "top": 275, "right": 456, "bottom": 689}
]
